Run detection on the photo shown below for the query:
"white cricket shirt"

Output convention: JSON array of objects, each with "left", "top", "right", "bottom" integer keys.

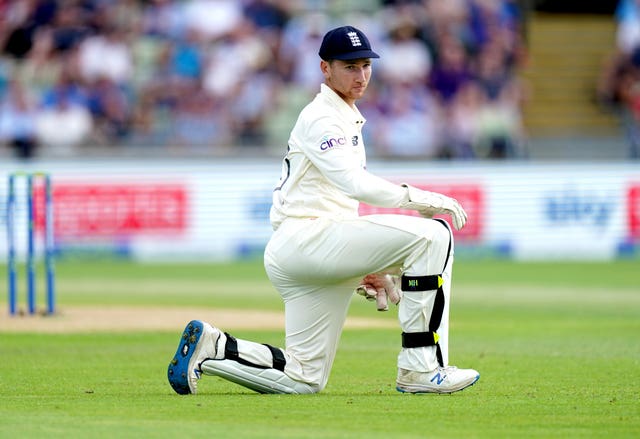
[{"left": 270, "top": 83, "right": 408, "bottom": 229}]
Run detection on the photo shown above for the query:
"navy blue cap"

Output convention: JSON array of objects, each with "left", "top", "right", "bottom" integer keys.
[{"left": 318, "top": 26, "right": 380, "bottom": 61}]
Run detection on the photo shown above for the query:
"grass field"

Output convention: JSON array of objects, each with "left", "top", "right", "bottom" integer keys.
[{"left": 0, "top": 259, "right": 639, "bottom": 438}]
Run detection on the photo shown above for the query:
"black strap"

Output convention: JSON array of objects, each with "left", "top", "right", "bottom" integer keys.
[
  {"left": 430, "top": 286, "right": 445, "bottom": 367},
  {"left": 400, "top": 284, "right": 445, "bottom": 367},
  {"left": 263, "top": 343, "right": 286, "bottom": 372},
  {"left": 402, "top": 331, "right": 439, "bottom": 347},
  {"left": 224, "top": 332, "right": 258, "bottom": 367},
  {"left": 402, "top": 331, "right": 444, "bottom": 367},
  {"left": 224, "top": 332, "right": 286, "bottom": 371},
  {"left": 400, "top": 217, "right": 452, "bottom": 292},
  {"left": 401, "top": 274, "right": 441, "bottom": 291}
]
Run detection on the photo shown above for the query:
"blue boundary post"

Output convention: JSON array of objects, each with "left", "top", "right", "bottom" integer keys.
[
  {"left": 27, "top": 174, "right": 36, "bottom": 315},
  {"left": 44, "top": 174, "right": 55, "bottom": 315},
  {"left": 7, "top": 174, "right": 17, "bottom": 315}
]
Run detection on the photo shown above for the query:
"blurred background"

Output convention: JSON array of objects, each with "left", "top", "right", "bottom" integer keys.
[
  {"left": 0, "top": 0, "right": 633, "bottom": 161},
  {"left": 0, "top": 0, "right": 638, "bottom": 263}
]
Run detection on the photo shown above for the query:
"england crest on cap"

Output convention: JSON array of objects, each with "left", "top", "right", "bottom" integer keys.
[{"left": 318, "top": 26, "right": 380, "bottom": 61}]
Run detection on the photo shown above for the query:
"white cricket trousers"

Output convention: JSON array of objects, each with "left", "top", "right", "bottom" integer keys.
[{"left": 258, "top": 214, "right": 455, "bottom": 392}]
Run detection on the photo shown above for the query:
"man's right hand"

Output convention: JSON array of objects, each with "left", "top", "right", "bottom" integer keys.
[{"left": 400, "top": 184, "right": 467, "bottom": 230}]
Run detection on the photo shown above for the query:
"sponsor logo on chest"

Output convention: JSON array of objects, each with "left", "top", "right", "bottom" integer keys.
[
  {"left": 320, "top": 135, "right": 360, "bottom": 151},
  {"left": 320, "top": 136, "right": 346, "bottom": 151}
]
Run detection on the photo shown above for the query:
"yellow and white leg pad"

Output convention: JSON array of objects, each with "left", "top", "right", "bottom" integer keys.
[{"left": 200, "top": 359, "right": 315, "bottom": 394}]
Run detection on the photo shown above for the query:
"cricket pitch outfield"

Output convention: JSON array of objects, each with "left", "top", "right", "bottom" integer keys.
[{"left": 0, "top": 259, "right": 638, "bottom": 438}]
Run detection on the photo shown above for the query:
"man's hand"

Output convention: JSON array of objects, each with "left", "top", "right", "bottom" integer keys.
[
  {"left": 355, "top": 273, "right": 402, "bottom": 311},
  {"left": 400, "top": 184, "right": 467, "bottom": 230}
]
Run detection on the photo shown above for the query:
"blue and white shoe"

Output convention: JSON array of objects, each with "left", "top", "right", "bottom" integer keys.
[
  {"left": 396, "top": 366, "right": 479, "bottom": 394},
  {"left": 167, "top": 320, "right": 221, "bottom": 394}
]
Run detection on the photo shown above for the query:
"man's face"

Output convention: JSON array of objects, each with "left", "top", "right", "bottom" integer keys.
[{"left": 322, "top": 58, "right": 372, "bottom": 105}]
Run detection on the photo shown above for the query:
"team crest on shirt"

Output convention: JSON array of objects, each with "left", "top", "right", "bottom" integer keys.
[{"left": 351, "top": 136, "right": 358, "bottom": 146}]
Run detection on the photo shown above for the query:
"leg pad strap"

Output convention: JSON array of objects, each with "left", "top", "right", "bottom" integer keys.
[
  {"left": 402, "top": 331, "right": 440, "bottom": 348},
  {"left": 401, "top": 274, "right": 443, "bottom": 292},
  {"left": 224, "top": 332, "right": 286, "bottom": 372},
  {"left": 264, "top": 343, "right": 286, "bottom": 372},
  {"left": 402, "top": 330, "right": 444, "bottom": 367}
]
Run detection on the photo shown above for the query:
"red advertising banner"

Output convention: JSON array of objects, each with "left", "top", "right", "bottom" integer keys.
[
  {"left": 35, "top": 183, "right": 188, "bottom": 237},
  {"left": 629, "top": 185, "right": 640, "bottom": 239},
  {"left": 358, "top": 184, "right": 484, "bottom": 240}
]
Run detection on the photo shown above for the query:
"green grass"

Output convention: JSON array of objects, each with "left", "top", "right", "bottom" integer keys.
[{"left": 1, "top": 259, "right": 639, "bottom": 438}]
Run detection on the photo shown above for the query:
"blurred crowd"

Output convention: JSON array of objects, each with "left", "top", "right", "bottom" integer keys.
[
  {"left": 0, "top": 0, "right": 527, "bottom": 159},
  {"left": 599, "top": 0, "right": 640, "bottom": 159}
]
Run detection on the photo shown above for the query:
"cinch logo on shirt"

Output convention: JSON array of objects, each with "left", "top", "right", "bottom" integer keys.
[{"left": 320, "top": 136, "right": 346, "bottom": 151}]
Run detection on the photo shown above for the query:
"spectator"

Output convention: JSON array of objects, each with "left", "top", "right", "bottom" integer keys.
[
  {"left": 442, "top": 81, "right": 482, "bottom": 159},
  {"left": 243, "top": 0, "right": 290, "bottom": 32},
  {"left": 35, "top": 91, "right": 93, "bottom": 156},
  {"left": 183, "top": 0, "right": 242, "bottom": 40},
  {"left": 48, "top": 2, "right": 91, "bottom": 54},
  {"left": 1, "top": 0, "right": 40, "bottom": 59},
  {"left": 377, "top": 13, "right": 432, "bottom": 85},
  {"left": 278, "top": 12, "right": 328, "bottom": 92},
  {"left": 169, "top": 82, "right": 232, "bottom": 151},
  {"left": 140, "top": 0, "right": 185, "bottom": 39},
  {"left": 131, "top": 39, "right": 187, "bottom": 148},
  {"left": 473, "top": 80, "right": 524, "bottom": 159},
  {"left": 40, "top": 64, "right": 88, "bottom": 109},
  {"left": 471, "top": 39, "right": 525, "bottom": 158},
  {"left": 422, "top": 0, "right": 470, "bottom": 50},
  {"left": 601, "top": 48, "right": 640, "bottom": 159},
  {"left": 0, "top": 78, "right": 39, "bottom": 158},
  {"left": 18, "top": 25, "right": 63, "bottom": 92},
  {"left": 0, "top": 0, "right": 527, "bottom": 159},
  {"left": 202, "top": 18, "right": 272, "bottom": 100},
  {"left": 229, "top": 64, "right": 283, "bottom": 147},
  {"left": 474, "top": 39, "right": 512, "bottom": 100},
  {"left": 77, "top": 25, "right": 133, "bottom": 85},
  {"left": 167, "top": 29, "right": 203, "bottom": 83},
  {"left": 86, "top": 75, "right": 133, "bottom": 144},
  {"left": 374, "top": 82, "right": 443, "bottom": 157},
  {"left": 615, "top": 0, "right": 640, "bottom": 55},
  {"left": 598, "top": 0, "right": 640, "bottom": 159},
  {"left": 428, "top": 35, "right": 473, "bottom": 106}
]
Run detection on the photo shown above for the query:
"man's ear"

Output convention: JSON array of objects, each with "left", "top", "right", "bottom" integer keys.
[{"left": 320, "top": 60, "right": 330, "bottom": 79}]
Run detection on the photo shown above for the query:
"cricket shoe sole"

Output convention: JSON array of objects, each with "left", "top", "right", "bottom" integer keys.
[{"left": 167, "top": 320, "right": 219, "bottom": 395}]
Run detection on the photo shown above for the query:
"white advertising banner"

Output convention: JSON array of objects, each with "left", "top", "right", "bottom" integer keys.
[
  {"left": 1, "top": 160, "right": 638, "bottom": 261},
  {"left": 366, "top": 162, "right": 638, "bottom": 260}
]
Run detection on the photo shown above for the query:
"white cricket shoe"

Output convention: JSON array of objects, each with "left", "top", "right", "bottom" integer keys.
[
  {"left": 396, "top": 366, "right": 480, "bottom": 394},
  {"left": 167, "top": 320, "right": 222, "bottom": 394}
]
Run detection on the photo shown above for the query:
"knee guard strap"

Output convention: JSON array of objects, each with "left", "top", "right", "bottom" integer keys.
[
  {"left": 401, "top": 274, "right": 442, "bottom": 292},
  {"left": 400, "top": 274, "right": 446, "bottom": 367},
  {"left": 402, "top": 330, "right": 440, "bottom": 347}
]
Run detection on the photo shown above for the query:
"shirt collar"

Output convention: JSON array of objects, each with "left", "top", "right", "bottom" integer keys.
[{"left": 320, "top": 83, "right": 366, "bottom": 126}]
